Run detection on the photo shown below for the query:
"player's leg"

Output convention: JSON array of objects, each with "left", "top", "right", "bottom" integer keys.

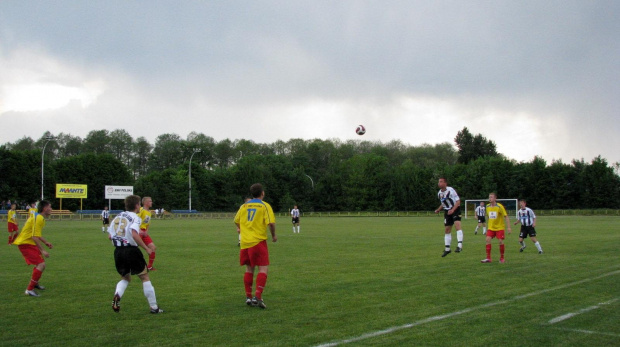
[
  {"left": 482, "top": 233, "right": 493, "bottom": 262},
  {"left": 138, "top": 272, "right": 162, "bottom": 313},
  {"left": 498, "top": 231, "right": 506, "bottom": 262},
  {"left": 442, "top": 224, "right": 453, "bottom": 257},
  {"left": 482, "top": 222, "right": 487, "bottom": 235},
  {"left": 146, "top": 241, "right": 157, "bottom": 270},
  {"left": 531, "top": 234, "right": 543, "bottom": 253},
  {"left": 113, "top": 274, "right": 131, "bottom": 312},
  {"left": 27, "top": 262, "right": 46, "bottom": 293},
  {"left": 250, "top": 242, "right": 269, "bottom": 308},
  {"left": 454, "top": 220, "right": 463, "bottom": 252},
  {"left": 297, "top": 222, "right": 300, "bottom": 233},
  {"left": 475, "top": 221, "right": 480, "bottom": 234},
  {"left": 292, "top": 220, "right": 295, "bottom": 233}
]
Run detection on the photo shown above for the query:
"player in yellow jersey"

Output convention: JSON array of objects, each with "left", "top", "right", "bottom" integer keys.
[
  {"left": 7, "top": 203, "right": 19, "bottom": 244},
  {"left": 234, "top": 183, "right": 277, "bottom": 309},
  {"left": 481, "top": 192, "right": 511, "bottom": 263},
  {"left": 28, "top": 202, "right": 37, "bottom": 218},
  {"left": 13, "top": 201, "right": 54, "bottom": 296},
  {"left": 138, "top": 197, "right": 157, "bottom": 271}
]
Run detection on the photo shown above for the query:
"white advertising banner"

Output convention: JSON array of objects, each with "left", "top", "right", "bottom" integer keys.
[{"left": 105, "top": 185, "right": 134, "bottom": 199}]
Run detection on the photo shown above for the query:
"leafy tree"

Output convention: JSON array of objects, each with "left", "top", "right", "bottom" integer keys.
[
  {"left": 454, "top": 127, "right": 498, "bottom": 164},
  {"left": 83, "top": 130, "right": 110, "bottom": 154}
]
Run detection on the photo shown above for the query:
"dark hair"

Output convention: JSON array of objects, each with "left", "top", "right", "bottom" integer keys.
[
  {"left": 439, "top": 176, "right": 447, "bottom": 183},
  {"left": 519, "top": 199, "right": 527, "bottom": 203},
  {"left": 38, "top": 200, "right": 50, "bottom": 213},
  {"left": 250, "top": 183, "right": 263, "bottom": 198},
  {"left": 125, "top": 195, "right": 141, "bottom": 211}
]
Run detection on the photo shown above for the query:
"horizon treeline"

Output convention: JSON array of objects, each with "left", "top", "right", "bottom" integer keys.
[{"left": 1, "top": 128, "right": 619, "bottom": 212}]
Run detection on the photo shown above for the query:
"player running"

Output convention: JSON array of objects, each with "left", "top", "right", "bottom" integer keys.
[
  {"left": 7, "top": 203, "right": 19, "bottom": 244},
  {"left": 514, "top": 199, "right": 543, "bottom": 254},
  {"left": 138, "top": 197, "right": 157, "bottom": 271}
]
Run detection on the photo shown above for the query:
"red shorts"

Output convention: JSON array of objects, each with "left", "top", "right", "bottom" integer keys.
[
  {"left": 140, "top": 229, "right": 154, "bottom": 245},
  {"left": 240, "top": 240, "right": 269, "bottom": 267},
  {"left": 8, "top": 222, "right": 18, "bottom": 232},
  {"left": 18, "top": 244, "right": 45, "bottom": 265},
  {"left": 487, "top": 230, "right": 505, "bottom": 240}
]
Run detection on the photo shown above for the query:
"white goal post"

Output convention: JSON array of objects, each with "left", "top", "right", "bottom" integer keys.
[{"left": 464, "top": 199, "right": 518, "bottom": 219}]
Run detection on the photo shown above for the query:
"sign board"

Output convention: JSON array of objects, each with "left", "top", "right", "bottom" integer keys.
[
  {"left": 105, "top": 185, "right": 134, "bottom": 199},
  {"left": 56, "top": 184, "right": 88, "bottom": 198}
]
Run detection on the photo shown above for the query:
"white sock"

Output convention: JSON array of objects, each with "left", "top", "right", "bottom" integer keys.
[
  {"left": 143, "top": 281, "right": 158, "bottom": 309},
  {"left": 102, "top": 227, "right": 105, "bottom": 231},
  {"left": 293, "top": 227, "right": 296, "bottom": 233},
  {"left": 475, "top": 226, "right": 479, "bottom": 232},
  {"left": 483, "top": 227, "right": 487, "bottom": 234},
  {"left": 115, "top": 279, "right": 129, "bottom": 298},
  {"left": 535, "top": 241, "right": 542, "bottom": 252},
  {"left": 444, "top": 234, "right": 452, "bottom": 251},
  {"left": 297, "top": 226, "right": 300, "bottom": 233},
  {"left": 456, "top": 230, "right": 463, "bottom": 244}
]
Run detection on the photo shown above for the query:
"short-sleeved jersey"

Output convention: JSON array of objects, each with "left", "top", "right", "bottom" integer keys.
[
  {"left": 486, "top": 203, "right": 508, "bottom": 231},
  {"left": 13, "top": 214, "right": 46, "bottom": 246},
  {"left": 28, "top": 207, "right": 37, "bottom": 218},
  {"left": 234, "top": 199, "right": 276, "bottom": 249},
  {"left": 8, "top": 210, "right": 17, "bottom": 224},
  {"left": 517, "top": 207, "right": 536, "bottom": 226},
  {"left": 108, "top": 211, "right": 142, "bottom": 247},
  {"left": 438, "top": 187, "right": 460, "bottom": 210},
  {"left": 291, "top": 208, "right": 300, "bottom": 218},
  {"left": 101, "top": 209, "right": 110, "bottom": 219},
  {"left": 138, "top": 208, "right": 151, "bottom": 231},
  {"left": 475, "top": 205, "right": 486, "bottom": 217}
]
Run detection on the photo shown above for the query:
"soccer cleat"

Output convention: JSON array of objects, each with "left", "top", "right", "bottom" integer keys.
[
  {"left": 539, "top": 250, "right": 543, "bottom": 254},
  {"left": 480, "top": 258, "right": 492, "bottom": 263},
  {"left": 25, "top": 289, "right": 40, "bottom": 297},
  {"left": 246, "top": 297, "right": 253, "bottom": 306},
  {"left": 34, "top": 284, "right": 46, "bottom": 290},
  {"left": 252, "top": 297, "right": 266, "bottom": 309},
  {"left": 150, "top": 307, "right": 164, "bottom": 314},
  {"left": 148, "top": 267, "right": 156, "bottom": 271},
  {"left": 441, "top": 250, "right": 452, "bottom": 257},
  {"left": 475, "top": 230, "right": 478, "bottom": 235},
  {"left": 499, "top": 258, "right": 505, "bottom": 264},
  {"left": 112, "top": 294, "right": 121, "bottom": 312},
  {"left": 520, "top": 245, "right": 526, "bottom": 252},
  {"left": 455, "top": 247, "right": 462, "bottom": 253}
]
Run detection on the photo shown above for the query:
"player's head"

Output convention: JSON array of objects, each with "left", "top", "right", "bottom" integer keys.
[
  {"left": 142, "top": 196, "right": 152, "bottom": 208},
  {"left": 294, "top": 205, "right": 298, "bottom": 209},
  {"left": 489, "top": 192, "right": 497, "bottom": 203},
  {"left": 480, "top": 202, "right": 485, "bottom": 206},
  {"left": 438, "top": 177, "right": 448, "bottom": 189},
  {"left": 10, "top": 203, "right": 16, "bottom": 210},
  {"left": 38, "top": 200, "right": 52, "bottom": 216},
  {"left": 250, "top": 183, "right": 264, "bottom": 199},
  {"left": 125, "top": 195, "right": 141, "bottom": 212},
  {"left": 104, "top": 206, "right": 108, "bottom": 210},
  {"left": 30, "top": 201, "right": 37, "bottom": 208},
  {"left": 519, "top": 199, "right": 527, "bottom": 208}
]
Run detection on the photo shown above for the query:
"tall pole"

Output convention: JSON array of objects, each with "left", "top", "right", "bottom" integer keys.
[
  {"left": 189, "top": 149, "right": 201, "bottom": 211},
  {"left": 304, "top": 174, "right": 314, "bottom": 190},
  {"left": 41, "top": 136, "right": 54, "bottom": 201}
]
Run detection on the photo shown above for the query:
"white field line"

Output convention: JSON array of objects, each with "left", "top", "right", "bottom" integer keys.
[
  {"left": 548, "top": 298, "right": 618, "bottom": 324},
  {"left": 315, "top": 269, "right": 620, "bottom": 347},
  {"left": 549, "top": 327, "right": 620, "bottom": 338}
]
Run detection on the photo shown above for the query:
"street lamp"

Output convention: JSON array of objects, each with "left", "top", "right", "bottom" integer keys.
[
  {"left": 189, "top": 149, "right": 201, "bottom": 210},
  {"left": 41, "top": 136, "right": 55, "bottom": 201},
  {"left": 304, "top": 174, "right": 314, "bottom": 190}
]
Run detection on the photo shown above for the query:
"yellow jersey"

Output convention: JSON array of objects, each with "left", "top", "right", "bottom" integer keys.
[
  {"left": 8, "top": 210, "right": 18, "bottom": 225},
  {"left": 486, "top": 203, "right": 508, "bottom": 231},
  {"left": 28, "top": 207, "right": 37, "bottom": 218},
  {"left": 13, "top": 214, "right": 46, "bottom": 246},
  {"left": 234, "top": 199, "right": 276, "bottom": 249},
  {"left": 138, "top": 207, "right": 152, "bottom": 231}
]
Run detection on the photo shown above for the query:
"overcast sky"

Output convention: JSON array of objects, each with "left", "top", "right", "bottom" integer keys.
[{"left": 1, "top": 1, "right": 618, "bottom": 164}]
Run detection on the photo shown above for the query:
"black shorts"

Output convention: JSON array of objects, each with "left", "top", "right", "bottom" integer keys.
[
  {"left": 443, "top": 207, "right": 462, "bottom": 226},
  {"left": 292, "top": 217, "right": 300, "bottom": 224},
  {"left": 103, "top": 218, "right": 110, "bottom": 225},
  {"left": 519, "top": 225, "right": 537, "bottom": 239},
  {"left": 477, "top": 216, "right": 486, "bottom": 223},
  {"left": 114, "top": 247, "right": 147, "bottom": 276}
]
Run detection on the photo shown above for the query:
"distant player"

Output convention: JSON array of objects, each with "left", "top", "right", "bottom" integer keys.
[
  {"left": 291, "top": 205, "right": 300, "bottom": 233},
  {"left": 7, "top": 203, "right": 19, "bottom": 244},
  {"left": 234, "top": 183, "right": 277, "bottom": 309},
  {"left": 28, "top": 202, "right": 37, "bottom": 218},
  {"left": 13, "top": 201, "right": 53, "bottom": 296},
  {"left": 481, "top": 192, "right": 511, "bottom": 263},
  {"left": 101, "top": 206, "right": 110, "bottom": 233},
  {"left": 475, "top": 202, "right": 487, "bottom": 235},
  {"left": 138, "top": 197, "right": 157, "bottom": 271},
  {"left": 434, "top": 177, "right": 464, "bottom": 256},
  {"left": 514, "top": 199, "right": 543, "bottom": 254},
  {"left": 108, "top": 195, "right": 163, "bottom": 314}
]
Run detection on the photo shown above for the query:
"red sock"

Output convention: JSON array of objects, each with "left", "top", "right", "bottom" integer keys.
[
  {"left": 244, "top": 272, "right": 253, "bottom": 298},
  {"left": 148, "top": 252, "right": 156, "bottom": 268},
  {"left": 500, "top": 244, "right": 505, "bottom": 259},
  {"left": 28, "top": 268, "right": 43, "bottom": 290},
  {"left": 486, "top": 244, "right": 492, "bottom": 260},
  {"left": 255, "top": 273, "right": 267, "bottom": 299}
]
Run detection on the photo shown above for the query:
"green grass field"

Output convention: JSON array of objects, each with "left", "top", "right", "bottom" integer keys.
[{"left": 1, "top": 216, "right": 618, "bottom": 346}]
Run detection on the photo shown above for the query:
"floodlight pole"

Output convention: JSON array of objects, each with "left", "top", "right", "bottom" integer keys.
[
  {"left": 41, "top": 136, "right": 55, "bottom": 201},
  {"left": 189, "top": 149, "right": 201, "bottom": 210},
  {"left": 304, "top": 174, "right": 314, "bottom": 190}
]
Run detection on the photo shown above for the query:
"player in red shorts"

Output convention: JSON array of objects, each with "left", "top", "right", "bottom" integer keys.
[
  {"left": 7, "top": 203, "right": 19, "bottom": 244},
  {"left": 138, "top": 196, "right": 157, "bottom": 271},
  {"left": 234, "top": 183, "right": 277, "bottom": 309},
  {"left": 13, "top": 201, "right": 54, "bottom": 296},
  {"left": 481, "top": 192, "right": 512, "bottom": 263}
]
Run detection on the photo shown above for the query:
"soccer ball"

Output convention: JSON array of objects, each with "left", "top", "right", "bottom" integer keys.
[{"left": 355, "top": 125, "right": 366, "bottom": 135}]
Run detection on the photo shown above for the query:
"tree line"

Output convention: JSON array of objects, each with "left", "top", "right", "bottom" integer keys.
[{"left": 1, "top": 128, "right": 619, "bottom": 212}]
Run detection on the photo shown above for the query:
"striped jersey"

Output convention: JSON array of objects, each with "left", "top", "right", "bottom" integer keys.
[
  {"left": 108, "top": 211, "right": 142, "bottom": 247},
  {"left": 438, "top": 187, "right": 460, "bottom": 210},
  {"left": 101, "top": 209, "right": 110, "bottom": 219},
  {"left": 291, "top": 208, "right": 300, "bottom": 218},
  {"left": 475, "top": 205, "right": 486, "bottom": 217},
  {"left": 517, "top": 207, "right": 536, "bottom": 226}
]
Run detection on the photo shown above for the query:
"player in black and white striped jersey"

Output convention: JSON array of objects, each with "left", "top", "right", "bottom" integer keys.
[
  {"left": 475, "top": 202, "right": 487, "bottom": 235},
  {"left": 513, "top": 199, "right": 543, "bottom": 254},
  {"left": 434, "top": 177, "right": 464, "bottom": 257},
  {"left": 101, "top": 206, "right": 110, "bottom": 233}
]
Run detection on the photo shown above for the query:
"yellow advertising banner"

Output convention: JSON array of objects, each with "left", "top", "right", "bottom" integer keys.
[{"left": 56, "top": 184, "right": 88, "bottom": 198}]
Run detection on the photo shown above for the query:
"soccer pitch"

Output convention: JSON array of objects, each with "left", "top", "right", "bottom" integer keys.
[{"left": 1, "top": 216, "right": 618, "bottom": 346}]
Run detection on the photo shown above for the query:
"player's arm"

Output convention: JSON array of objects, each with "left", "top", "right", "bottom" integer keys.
[
  {"left": 235, "top": 222, "right": 241, "bottom": 234},
  {"left": 132, "top": 229, "right": 152, "bottom": 254},
  {"left": 269, "top": 223, "right": 277, "bottom": 242},
  {"left": 32, "top": 236, "right": 51, "bottom": 257},
  {"left": 434, "top": 204, "right": 443, "bottom": 213},
  {"left": 505, "top": 214, "right": 512, "bottom": 233}
]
